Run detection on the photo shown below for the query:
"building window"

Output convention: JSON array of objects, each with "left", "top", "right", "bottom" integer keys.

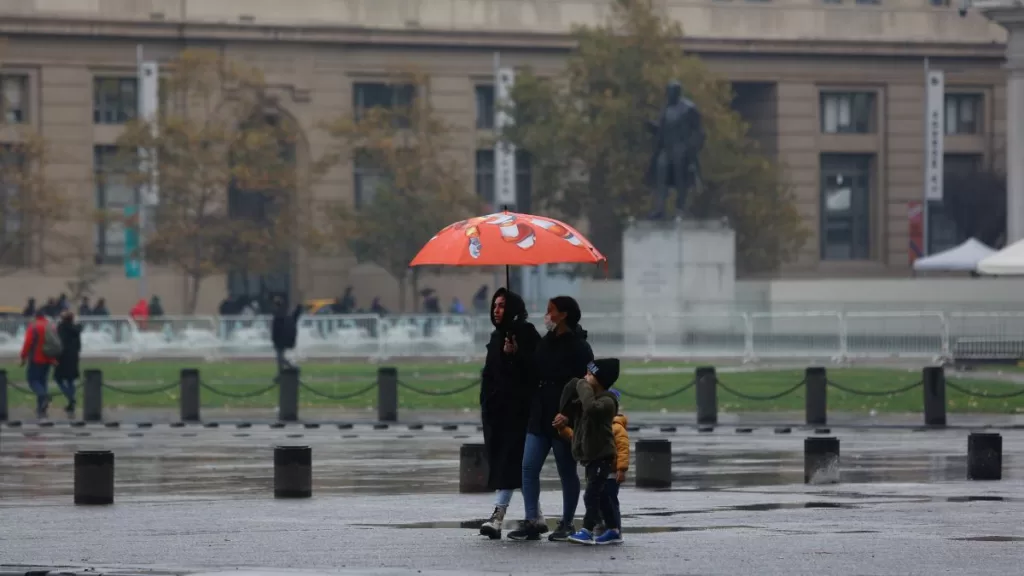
[
  {"left": 945, "top": 94, "right": 983, "bottom": 135},
  {"left": 516, "top": 150, "right": 533, "bottom": 214},
  {"left": 353, "top": 151, "right": 390, "bottom": 209},
  {"left": 1, "top": 75, "right": 28, "bottom": 124},
  {"left": 820, "top": 92, "right": 875, "bottom": 134},
  {"left": 353, "top": 82, "right": 415, "bottom": 127},
  {"left": 475, "top": 149, "right": 532, "bottom": 211},
  {"left": 930, "top": 0, "right": 950, "bottom": 5},
  {"left": 855, "top": 0, "right": 880, "bottom": 4},
  {"left": 928, "top": 154, "right": 983, "bottom": 254},
  {"left": 93, "top": 78, "right": 137, "bottom": 124},
  {"left": 476, "top": 85, "right": 495, "bottom": 130},
  {"left": 820, "top": 154, "right": 872, "bottom": 261},
  {"left": 94, "top": 146, "right": 138, "bottom": 262},
  {"left": 475, "top": 149, "right": 495, "bottom": 208}
]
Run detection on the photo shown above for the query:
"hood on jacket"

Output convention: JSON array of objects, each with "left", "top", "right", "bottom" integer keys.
[
  {"left": 573, "top": 323, "right": 589, "bottom": 341},
  {"left": 490, "top": 288, "right": 527, "bottom": 330},
  {"left": 613, "top": 413, "right": 628, "bottom": 427}
]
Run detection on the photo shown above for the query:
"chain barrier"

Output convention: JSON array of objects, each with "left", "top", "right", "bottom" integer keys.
[
  {"left": 827, "top": 379, "right": 922, "bottom": 397},
  {"left": 617, "top": 379, "right": 696, "bottom": 401},
  {"left": 298, "top": 380, "right": 377, "bottom": 401},
  {"left": 717, "top": 378, "right": 805, "bottom": 401},
  {"left": 398, "top": 379, "right": 479, "bottom": 397},
  {"left": 101, "top": 381, "right": 179, "bottom": 395},
  {"left": 6, "top": 382, "right": 60, "bottom": 399},
  {"left": 200, "top": 380, "right": 279, "bottom": 399},
  {"left": 947, "top": 380, "right": 1024, "bottom": 399}
]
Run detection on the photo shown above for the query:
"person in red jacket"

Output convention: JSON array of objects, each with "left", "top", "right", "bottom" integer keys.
[
  {"left": 130, "top": 298, "right": 149, "bottom": 330},
  {"left": 20, "top": 312, "right": 57, "bottom": 419}
]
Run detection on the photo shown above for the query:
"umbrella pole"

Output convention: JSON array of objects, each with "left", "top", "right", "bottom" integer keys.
[{"left": 505, "top": 265, "right": 511, "bottom": 290}]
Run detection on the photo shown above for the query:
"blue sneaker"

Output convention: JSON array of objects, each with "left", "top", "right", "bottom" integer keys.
[
  {"left": 595, "top": 529, "right": 623, "bottom": 545},
  {"left": 567, "top": 528, "right": 595, "bottom": 545}
]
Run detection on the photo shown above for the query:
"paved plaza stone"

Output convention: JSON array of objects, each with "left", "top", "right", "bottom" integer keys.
[{"left": 1, "top": 423, "right": 1023, "bottom": 575}]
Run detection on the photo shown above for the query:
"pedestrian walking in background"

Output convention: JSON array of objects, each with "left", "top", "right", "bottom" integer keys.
[
  {"left": 54, "top": 310, "right": 83, "bottom": 418},
  {"left": 478, "top": 288, "right": 541, "bottom": 540},
  {"left": 91, "top": 298, "right": 110, "bottom": 316},
  {"left": 20, "top": 311, "right": 59, "bottom": 419},
  {"left": 271, "top": 298, "right": 302, "bottom": 373},
  {"left": 148, "top": 295, "right": 164, "bottom": 318},
  {"left": 78, "top": 297, "right": 92, "bottom": 317}
]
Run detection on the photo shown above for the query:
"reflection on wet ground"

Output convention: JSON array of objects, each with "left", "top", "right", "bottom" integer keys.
[{"left": 1, "top": 423, "right": 1023, "bottom": 499}]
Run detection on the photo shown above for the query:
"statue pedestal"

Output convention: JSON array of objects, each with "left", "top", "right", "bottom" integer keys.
[{"left": 622, "top": 219, "right": 736, "bottom": 357}]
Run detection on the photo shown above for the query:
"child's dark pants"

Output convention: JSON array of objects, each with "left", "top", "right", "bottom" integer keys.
[{"left": 582, "top": 458, "right": 619, "bottom": 531}]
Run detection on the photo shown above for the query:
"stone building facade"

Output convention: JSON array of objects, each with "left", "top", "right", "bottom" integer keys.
[{"left": 0, "top": 0, "right": 1009, "bottom": 313}]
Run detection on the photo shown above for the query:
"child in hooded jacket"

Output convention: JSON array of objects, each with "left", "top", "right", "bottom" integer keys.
[
  {"left": 552, "top": 358, "right": 625, "bottom": 545},
  {"left": 556, "top": 386, "right": 630, "bottom": 540}
]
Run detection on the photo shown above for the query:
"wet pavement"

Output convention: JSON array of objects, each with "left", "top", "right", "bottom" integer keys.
[{"left": 1, "top": 425, "right": 1023, "bottom": 575}]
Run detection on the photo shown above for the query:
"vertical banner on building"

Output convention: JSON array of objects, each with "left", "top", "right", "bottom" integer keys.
[
  {"left": 925, "top": 70, "right": 945, "bottom": 202},
  {"left": 908, "top": 201, "right": 924, "bottom": 266},
  {"left": 124, "top": 205, "right": 141, "bottom": 279},
  {"left": 138, "top": 60, "right": 160, "bottom": 207},
  {"left": 494, "top": 65, "right": 517, "bottom": 209}
]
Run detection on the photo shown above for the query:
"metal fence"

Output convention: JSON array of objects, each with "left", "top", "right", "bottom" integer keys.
[{"left": 2, "top": 310, "right": 1024, "bottom": 362}]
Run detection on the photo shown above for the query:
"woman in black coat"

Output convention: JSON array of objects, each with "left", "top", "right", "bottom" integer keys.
[
  {"left": 478, "top": 288, "right": 540, "bottom": 540},
  {"left": 508, "top": 295, "right": 594, "bottom": 542},
  {"left": 53, "top": 311, "right": 83, "bottom": 418}
]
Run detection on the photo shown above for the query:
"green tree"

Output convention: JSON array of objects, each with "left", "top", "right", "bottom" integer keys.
[
  {"left": 320, "top": 72, "right": 478, "bottom": 311},
  {"left": 0, "top": 131, "right": 73, "bottom": 275},
  {"left": 115, "top": 49, "right": 324, "bottom": 312},
  {"left": 504, "top": 0, "right": 807, "bottom": 275}
]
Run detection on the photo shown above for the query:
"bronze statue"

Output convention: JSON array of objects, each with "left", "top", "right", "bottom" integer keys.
[{"left": 644, "top": 80, "right": 705, "bottom": 220}]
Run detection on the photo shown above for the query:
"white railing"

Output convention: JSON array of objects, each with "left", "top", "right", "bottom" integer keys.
[{"left": 1, "top": 310, "right": 1023, "bottom": 362}]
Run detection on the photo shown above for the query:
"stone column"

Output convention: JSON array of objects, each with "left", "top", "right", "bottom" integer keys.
[
  {"left": 1007, "top": 38, "right": 1024, "bottom": 243},
  {"left": 979, "top": 6, "right": 1024, "bottom": 243}
]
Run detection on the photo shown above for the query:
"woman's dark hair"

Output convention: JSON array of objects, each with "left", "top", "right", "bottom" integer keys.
[{"left": 549, "top": 295, "right": 581, "bottom": 328}]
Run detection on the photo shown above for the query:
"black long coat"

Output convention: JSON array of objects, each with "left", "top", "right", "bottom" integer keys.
[
  {"left": 480, "top": 288, "right": 540, "bottom": 491},
  {"left": 526, "top": 325, "right": 594, "bottom": 437},
  {"left": 54, "top": 321, "right": 82, "bottom": 381}
]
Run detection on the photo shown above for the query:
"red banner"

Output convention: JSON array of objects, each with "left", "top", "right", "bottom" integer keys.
[{"left": 908, "top": 201, "right": 923, "bottom": 266}]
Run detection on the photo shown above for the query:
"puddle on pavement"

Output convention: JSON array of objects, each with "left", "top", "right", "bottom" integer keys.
[
  {"left": 625, "top": 501, "right": 857, "bottom": 518},
  {"left": 363, "top": 519, "right": 759, "bottom": 535},
  {"left": 952, "top": 536, "right": 1024, "bottom": 542}
]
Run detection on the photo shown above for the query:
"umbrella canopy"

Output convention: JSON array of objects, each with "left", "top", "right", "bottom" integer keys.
[
  {"left": 977, "top": 238, "right": 1024, "bottom": 275},
  {"left": 913, "top": 238, "right": 996, "bottom": 272},
  {"left": 409, "top": 211, "right": 606, "bottom": 267}
]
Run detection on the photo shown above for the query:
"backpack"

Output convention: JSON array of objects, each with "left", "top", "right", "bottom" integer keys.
[{"left": 39, "top": 323, "right": 63, "bottom": 358}]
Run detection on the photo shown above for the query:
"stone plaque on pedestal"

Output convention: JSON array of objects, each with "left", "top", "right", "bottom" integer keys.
[{"left": 623, "top": 219, "right": 736, "bottom": 357}]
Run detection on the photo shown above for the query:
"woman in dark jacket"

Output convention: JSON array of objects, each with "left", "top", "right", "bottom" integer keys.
[
  {"left": 53, "top": 311, "right": 83, "bottom": 418},
  {"left": 508, "top": 295, "right": 594, "bottom": 542},
  {"left": 478, "top": 288, "right": 540, "bottom": 540}
]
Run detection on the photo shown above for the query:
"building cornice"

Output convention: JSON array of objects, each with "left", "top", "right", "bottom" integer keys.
[{"left": 0, "top": 16, "right": 1007, "bottom": 60}]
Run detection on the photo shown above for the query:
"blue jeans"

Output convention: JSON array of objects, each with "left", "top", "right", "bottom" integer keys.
[
  {"left": 522, "top": 432, "right": 580, "bottom": 524},
  {"left": 26, "top": 363, "right": 51, "bottom": 414},
  {"left": 55, "top": 378, "right": 76, "bottom": 406}
]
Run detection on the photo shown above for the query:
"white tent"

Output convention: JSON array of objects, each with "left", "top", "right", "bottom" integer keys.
[
  {"left": 977, "top": 238, "right": 1024, "bottom": 275},
  {"left": 913, "top": 238, "right": 996, "bottom": 272}
]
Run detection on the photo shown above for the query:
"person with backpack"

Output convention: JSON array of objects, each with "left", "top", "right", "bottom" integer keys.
[
  {"left": 54, "top": 310, "right": 83, "bottom": 418},
  {"left": 271, "top": 298, "right": 302, "bottom": 373},
  {"left": 20, "top": 311, "right": 61, "bottom": 419}
]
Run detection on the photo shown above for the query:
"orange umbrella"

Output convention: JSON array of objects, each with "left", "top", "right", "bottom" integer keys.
[{"left": 410, "top": 211, "right": 606, "bottom": 285}]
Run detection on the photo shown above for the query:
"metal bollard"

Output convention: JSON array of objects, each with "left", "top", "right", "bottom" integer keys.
[
  {"left": 179, "top": 368, "right": 200, "bottom": 423},
  {"left": 82, "top": 370, "right": 103, "bottom": 423},
  {"left": 804, "top": 367, "right": 827, "bottom": 426},
  {"left": 695, "top": 366, "right": 717, "bottom": 426},
  {"left": 635, "top": 439, "right": 672, "bottom": 489},
  {"left": 458, "top": 443, "right": 489, "bottom": 493},
  {"left": 804, "top": 437, "right": 840, "bottom": 485},
  {"left": 377, "top": 367, "right": 398, "bottom": 423},
  {"left": 967, "top": 433, "right": 1002, "bottom": 481},
  {"left": 74, "top": 450, "right": 115, "bottom": 505},
  {"left": 922, "top": 366, "right": 947, "bottom": 427},
  {"left": 274, "top": 445, "right": 312, "bottom": 498},
  {"left": 278, "top": 368, "right": 300, "bottom": 423},
  {"left": 0, "top": 369, "right": 8, "bottom": 422}
]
